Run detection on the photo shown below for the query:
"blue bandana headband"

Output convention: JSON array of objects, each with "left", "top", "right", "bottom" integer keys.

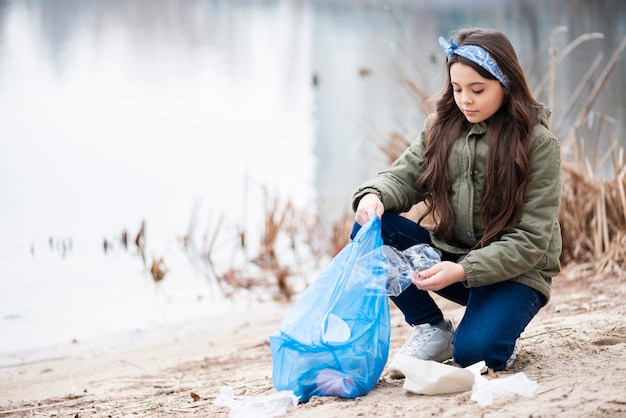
[{"left": 438, "top": 36, "right": 510, "bottom": 90}]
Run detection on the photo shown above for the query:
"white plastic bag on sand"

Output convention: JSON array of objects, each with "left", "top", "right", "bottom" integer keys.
[
  {"left": 394, "top": 355, "right": 486, "bottom": 395},
  {"left": 471, "top": 371, "right": 538, "bottom": 406},
  {"left": 394, "top": 355, "right": 538, "bottom": 406},
  {"left": 214, "top": 386, "right": 299, "bottom": 418}
]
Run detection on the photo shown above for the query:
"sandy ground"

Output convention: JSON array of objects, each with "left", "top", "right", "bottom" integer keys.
[{"left": 1, "top": 268, "right": 625, "bottom": 417}]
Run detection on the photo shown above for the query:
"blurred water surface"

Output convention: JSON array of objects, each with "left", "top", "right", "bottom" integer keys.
[{"left": 0, "top": 0, "right": 623, "bottom": 358}]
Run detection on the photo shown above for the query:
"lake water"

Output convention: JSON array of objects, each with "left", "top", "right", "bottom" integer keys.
[{"left": 0, "top": 0, "right": 624, "bottom": 362}]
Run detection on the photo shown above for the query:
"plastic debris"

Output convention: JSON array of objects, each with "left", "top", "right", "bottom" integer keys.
[
  {"left": 314, "top": 368, "right": 358, "bottom": 397},
  {"left": 393, "top": 356, "right": 538, "bottom": 406},
  {"left": 471, "top": 371, "right": 538, "bottom": 406},
  {"left": 214, "top": 386, "right": 299, "bottom": 418},
  {"left": 380, "top": 244, "right": 442, "bottom": 296},
  {"left": 394, "top": 356, "right": 486, "bottom": 395}
]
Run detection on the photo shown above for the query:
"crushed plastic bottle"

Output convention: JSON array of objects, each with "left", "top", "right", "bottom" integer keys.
[
  {"left": 351, "top": 244, "right": 442, "bottom": 296},
  {"left": 382, "top": 244, "right": 442, "bottom": 296}
]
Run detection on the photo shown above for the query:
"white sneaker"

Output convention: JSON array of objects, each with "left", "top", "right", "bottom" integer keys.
[{"left": 388, "top": 319, "right": 454, "bottom": 379}]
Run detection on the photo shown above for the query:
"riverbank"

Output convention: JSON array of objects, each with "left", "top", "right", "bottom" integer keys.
[{"left": 1, "top": 269, "right": 624, "bottom": 417}]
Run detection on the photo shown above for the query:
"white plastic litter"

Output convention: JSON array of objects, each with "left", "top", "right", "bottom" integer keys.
[
  {"left": 394, "top": 355, "right": 538, "bottom": 406},
  {"left": 214, "top": 386, "right": 299, "bottom": 418},
  {"left": 471, "top": 371, "right": 538, "bottom": 406},
  {"left": 394, "top": 355, "right": 486, "bottom": 395}
]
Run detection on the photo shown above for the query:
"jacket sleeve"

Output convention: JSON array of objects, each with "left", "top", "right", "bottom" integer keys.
[
  {"left": 460, "top": 126, "right": 562, "bottom": 286},
  {"left": 352, "top": 121, "right": 429, "bottom": 212}
]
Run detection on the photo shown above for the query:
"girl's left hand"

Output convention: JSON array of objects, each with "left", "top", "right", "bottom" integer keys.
[{"left": 412, "top": 261, "right": 466, "bottom": 291}]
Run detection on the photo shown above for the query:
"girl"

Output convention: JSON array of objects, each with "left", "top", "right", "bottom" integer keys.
[{"left": 351, "top": 28, "right": 562, "bottom": 374}]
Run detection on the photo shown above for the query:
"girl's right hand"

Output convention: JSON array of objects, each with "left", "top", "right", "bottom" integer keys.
[{"left": 355, "top": 193, "right": 384, "bottom": 225}]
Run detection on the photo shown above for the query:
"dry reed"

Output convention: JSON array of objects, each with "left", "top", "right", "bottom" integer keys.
[{"left": 560, "top": 152, "right": 626, "bottom": 273}]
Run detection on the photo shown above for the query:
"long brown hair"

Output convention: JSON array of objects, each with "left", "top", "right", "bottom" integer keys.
[{"left": 418, "top": 28, "right": 542, "bottom": 247}]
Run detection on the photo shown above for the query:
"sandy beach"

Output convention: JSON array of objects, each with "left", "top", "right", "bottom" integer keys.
[{"left": 1, "top": 268, "right": 625, "bottom": 417}]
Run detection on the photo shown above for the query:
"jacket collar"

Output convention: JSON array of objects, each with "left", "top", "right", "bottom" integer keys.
[{"left": 467, "top": 121, "right": 488, "bottom": 136}]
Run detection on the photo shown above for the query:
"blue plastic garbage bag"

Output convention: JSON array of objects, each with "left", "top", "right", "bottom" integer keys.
[{"left": 269, "top": 217, "right": 390, "bottom": 402}]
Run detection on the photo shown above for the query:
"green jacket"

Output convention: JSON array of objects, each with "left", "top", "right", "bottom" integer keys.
[{"left": 353, "top": 114, "right": 562, "bottom": 303}]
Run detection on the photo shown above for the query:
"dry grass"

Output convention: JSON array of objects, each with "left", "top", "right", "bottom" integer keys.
[{"left": 560, "top": 153, "right": 626, "bottom": 273}]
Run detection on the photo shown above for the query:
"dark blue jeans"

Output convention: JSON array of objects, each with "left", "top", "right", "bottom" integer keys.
[{"left": 351, "top": 212, "right": 544, "bottom": 370}]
